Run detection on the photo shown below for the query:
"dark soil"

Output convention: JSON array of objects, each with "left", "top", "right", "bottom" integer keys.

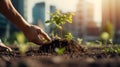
[{"left": 0, "top": 39, "right": 120, "bottom": 67}]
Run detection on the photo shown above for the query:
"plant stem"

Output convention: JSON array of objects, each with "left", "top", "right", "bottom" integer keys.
[
  {"left": 60, "top": 29, "right": 62, "bottom": 38},
  {"left": 104, "top": 40, "right": 107, "bottom": 46}
]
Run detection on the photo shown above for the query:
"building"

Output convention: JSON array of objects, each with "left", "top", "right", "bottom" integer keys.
[
  {"left": 0, "top": 14, "right": 8, "bottom": 37},
  {"left": 11, "top": 0, "right": 27, "bottom": 19},
  {"left": 64, "top": 0, "right": 100, "bottom": 42},
  {"left": 102, "top": 0, "right": 120, "bottom": 43},
  {"left": 32, "top": 2, "right": 56, "bottom": 33},
  {"left": 32, "top": 2, "right": 45, "bottom": 25}
]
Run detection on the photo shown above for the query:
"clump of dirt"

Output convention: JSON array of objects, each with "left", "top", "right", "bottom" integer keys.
[{"left": 39, "top": 39, "right": 84, "bottom": 53}]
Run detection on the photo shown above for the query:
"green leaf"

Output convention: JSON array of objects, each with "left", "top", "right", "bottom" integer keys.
[
  {"left": 45, "top": 20, "right": 51, "bottom": 23},
  {"left": 77, "top": 38, "right": 83, "bottom": 44},
  {"left": 55, "top": 47, "right": 65, "bottom": 55},
  {"left": 65, "top": 33, "right": 73, "bottom": 41}
]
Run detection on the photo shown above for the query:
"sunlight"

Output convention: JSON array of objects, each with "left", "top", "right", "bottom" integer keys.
[{"left": 93, "top": 0, "right": 102, "bottom": 23}]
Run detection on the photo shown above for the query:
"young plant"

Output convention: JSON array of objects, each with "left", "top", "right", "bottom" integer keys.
[
  {"left": 65, "top": 33, "right": 73, "bottom": 41},
  {"left": 55, "top": 47, "right": 65, "bottom": 55},
  {"left": 116, "top": 48, "right": 120, "bottom": 54},
  {"left": 102, "top": 21, "right": 114, "bottom": 39},
  {"left": 109, "top": 39, "right": 113, "bottom": 45},
  {"left": 77, "top": 38, "right": 83, "bottom": 44},
  {"left": 17, "top": 44, "right": 29, "bottom": 55},
  {"left": 103, "top": 47, "right": 115, "bottom": 53},
  {"left": 95, "top": 40, "right": 102, "bottom": 47},
  {"left": 46, "top": 10, "right": 74, "bottom": 38},
  {"left": 100, "top": 32, "right": 110, "bottom": 45},
  {"left": 15, "top": 32, "right": 29, "bottom": 55}
]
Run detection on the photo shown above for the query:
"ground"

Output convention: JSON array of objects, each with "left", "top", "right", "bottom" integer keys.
[{"left": 0, "top": 39, "right": 120, "bottom": 67}]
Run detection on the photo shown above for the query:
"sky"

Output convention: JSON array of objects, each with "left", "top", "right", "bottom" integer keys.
[{"left": 27, "top": 0, "right": 101, "bottom": 26}]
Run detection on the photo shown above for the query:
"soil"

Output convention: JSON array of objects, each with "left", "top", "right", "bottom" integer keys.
[{"left": 0, "top": 39, "right": 120, "bottom": 67}]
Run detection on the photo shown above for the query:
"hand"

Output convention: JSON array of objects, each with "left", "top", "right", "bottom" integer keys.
[
  {"left": 0, "top": 42, "right": 12, "bottom": 52},
  {"left": 22, "top": 25, "right": 51, "bottom": 45}
]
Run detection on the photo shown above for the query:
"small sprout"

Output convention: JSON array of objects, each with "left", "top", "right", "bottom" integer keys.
[
  {"left": 17, "top": 44, "right": 29, "bottom": 55},
  {"left": 100, "top": 32, "right": 110, "bottom": 45},
  {"left": 15, "top": 32, "right": 26, "bottom": 44},
  {"left": 65, "top": 33, "right": 73, "bottom": 41},
  {"left": 55, "top": 47, "right": 65, "bottom": 55},
  {"left": 101, "top": 32, "right": 110, "bottom": 41},
  {"left": 116, "top": 48, "right": 120, "bottom": 54},
  {"left": 103, "top": 47, "right": 114, "bottom": 53},
  {"left": 86, "top": 41, "right": 96, "bottom": 47},
  {"left": 86, "top": 42, "right": 92, "bottom": 46},
  {"left": 95, "top": 40, "right": 102, "bottom": 46},
  {"left": 109, "top": 39, "right": 113, "bottom": 45},
  {"left": 103, "top": 47, "right": 120, "bottom": 54},
  {"left": 77, "top": 38, "right": 83, "bottom": 44}
]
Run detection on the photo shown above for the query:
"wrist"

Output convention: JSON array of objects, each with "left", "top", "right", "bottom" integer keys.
[{"left": 19, "top": 22, "right": 31, "bottom": 32}]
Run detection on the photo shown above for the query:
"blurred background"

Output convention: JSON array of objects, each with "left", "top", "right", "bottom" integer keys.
[{"left": 0, "top": 0, "right": 120, "bottom": 44}]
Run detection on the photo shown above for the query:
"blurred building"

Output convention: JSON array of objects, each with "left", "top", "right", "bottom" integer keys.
[
  {"left": 32, "top": 2, "right": 45, "bottom": 25},
  {"left": 0, "top": 0, "right": 27, "bottom": 38},
  {"left": 64, "top": 0, "right": 100, "bottom": 42},
  {"left": 32, "top": 2, "right": 56, "bottom": 33},
  {"left": 0, "top": 14, "right": 8, "bottom": 37},
  {"left": 102, "top": 0, "right": 120, "bottom": 43},
  {"left": 11, "top": 0, "right": 27, "bottom": 19}
]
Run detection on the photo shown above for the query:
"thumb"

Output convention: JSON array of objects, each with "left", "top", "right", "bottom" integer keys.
[{"left": 38, "top": 29, "right": 51, "bottom": 41}]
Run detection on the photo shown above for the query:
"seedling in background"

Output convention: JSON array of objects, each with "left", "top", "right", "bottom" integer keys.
[
  {"left": 109, "top": 39, "right": 113, "bottom": 45},
  {"left": 55, "top": 47, "right": 66, "bottom": 55},
  {"left": 100, "top": 32, "right": 110, "bottom": 45},
  {"left": 95, "top": 40, "right": 102, "bottom": 47},
  {"left": 65, "top": 33, "right": 73, "bottom": 41},
  {"left": 15, "top": 32, "right": 30, "bottom": 55},
  {"left": 103, "top": 47, "right": 120, "bottom": 55},
  {"left": 46, "top": 10, "right": 74, "bottom": 38},
  {"left": 86, "top": 41, "right": 96, "bottom": 47},
  {"left": 17, "top": 44, "right": 29, "bottom": 55},
  {"left": 77, "top": 38, "right": 83, "bottom": 44},
  {"left": 104, "top": 47, "right": 115, "bottom": 53}
]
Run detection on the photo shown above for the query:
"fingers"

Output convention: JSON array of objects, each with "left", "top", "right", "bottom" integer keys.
[
  {"left": 6, "top": 47, "right": 13, "bottom": 52},
  {"left": 40, "top": 31, "right": 51, "bottom": 41},
  {"left": 29, "top": 25, "right": 51, "bottom": 45},
  {"left": 31, "top": 35, "right": 44, "bottom": 45},
  {"left": 37, "top": 29, "right": 51, "bottom": 41},
  {"left": 0, "top": 42, "right": 12, "bottom": 52}
]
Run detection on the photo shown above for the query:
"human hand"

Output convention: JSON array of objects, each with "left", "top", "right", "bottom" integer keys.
[
  {"left": 0, "top": 40, "right": 12, "bottom": 52},
  {"left": 22, "top": 25, "right": 51, "bottom": 45}
]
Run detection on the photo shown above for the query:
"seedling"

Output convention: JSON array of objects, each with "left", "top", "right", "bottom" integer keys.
[
  {"left": 109, "top": 39, "right": 113, "bottom": 45},
  {"left": 17, "top": 44, "right": 29, "bottom": 55},
  {"left": 77, "top": 38, "right": 83, "bottom": 44},
  {"left": 86, "top": 41, "right": 96, "bottom": 47},
  {"left": 116, "top": 48, "right": 120, "bottom": 54},
  {"left": 95, "top": 40, "right": 102, "bottom": 47},
  {"left": 103, "top": 47, "right": 120, "bottom": 55},
  {"left": 100, "top": 32, "right": 110, "bottom": 45},
  {"left": 65, "top": 33, "right": 73, "bottom": 41},
  {"left": 55, "top": 47, "right": 65, "bottom": 55},
  {"left": 103, "top": 47, "right": 115, "bottom": 53},
  {"left": 14, "top": 32, "right": 36, "bottom": 55},
  {"left": 46, "top": 10, "right": 74, "bottom": 38},
  {"left": 102, "top": 21, "right": 114, "bottom": 39}
]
